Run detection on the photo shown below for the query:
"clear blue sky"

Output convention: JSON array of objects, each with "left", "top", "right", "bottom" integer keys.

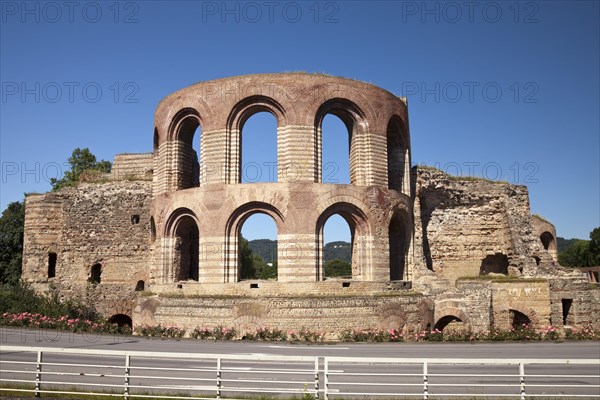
[{"left": 1, "top": 1, "right": 598, "bottom": 242}]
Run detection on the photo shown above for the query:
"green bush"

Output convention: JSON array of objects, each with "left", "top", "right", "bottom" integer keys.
[
  {"left": 137, "top": 324, "right": 185, "bottom": 339},
  {"left": 0, "top": 282, "right": 99, "bottom": 320},
  {"left": 565, "top": 324, "right": 599, "bottom": 340}
]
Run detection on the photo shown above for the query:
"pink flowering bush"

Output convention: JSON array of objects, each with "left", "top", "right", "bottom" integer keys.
[
  {"left": 137, "top": 324, "right": 185, "bottom": 339},
  {"left": 541, "top": 325, "right": 560, "bottom": 340},
  {"left": 564, "top": 324, "right": 599, "bottom": 340},
  {"left": 190, "top": 327, "right": 213, "bottom": 339},
  {"left": 288, "top": 328, "right": 325, "bottom": 342},
  {"left": 340, "top": 328, "right": 404, "bottom": 342},
  {"left": 0, "top": 311, "right": 130, "bottom": 334},
  {"left": 212, "top": 326, "right": 237, "bottom": 340}
]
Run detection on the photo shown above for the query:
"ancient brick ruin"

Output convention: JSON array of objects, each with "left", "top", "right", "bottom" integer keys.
[{"left": 22, "top": 73, "right": 599, "bottom": 336}]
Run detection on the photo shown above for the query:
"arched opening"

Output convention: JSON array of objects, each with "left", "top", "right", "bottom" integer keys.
[
  {"left": 322, "top": 214, "right": 352, "bottom": 279},
  {"left": 47, "top": 252, "right": 57, "bottom": 278},
  {"left": 540, "top": 231, "right": 554, "bottom": 251},
  {"left": 317, "top": 202, "right": 370, "bottom": 280},
  {"left": 241, "top": 112, "right": 278, "bottom": 183},
  {"left": 173, "top": 215, "right": 199, "bottom": 281},
  {"left": 479, "top": 253, "right": 509, "bottom": 275},
  {"left": 150, "top": 217, "right": 156, "bottom": 243},
  {"left": 321, "top": 114, "right": 350, "bottom": 184},
  {"left": 434, "top": 315, "right": 463, "bottom": 332},
  {"left": 387, "top": 116, "right": 408, "bottom": 192},
  {"left": 153, "top": 127, "right": 159, "bottom": 157},
  {"left": 510, "top": 309, "right": 531, "bottom": 328},
  {"left": 135, "top": 280, "right": 145, "bottom": 291},
  {"left": 108, "top": 314, "right": 132, "bottom": 328},
  {"left": 89, "top": 263, "right": 102, "bottom": 284},
  {"left": 239, "top": 213, "right": 278, "bottom": 280},
  {"left": 171, "top": 109, "right": 201, "bottom": 190},
  {"left": 316, "top": 99, "right": 365, "bottom": 185},
  {"left": 389, "top": 210, "right": 410, "bottom": 280}
]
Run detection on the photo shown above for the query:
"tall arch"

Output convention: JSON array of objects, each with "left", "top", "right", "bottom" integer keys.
[
  {"left": 240, "top": 112, "right": 278, "bottom": 183},
  {"left": 315, "top": 98, "right": 368, "bottom": 185},
  {"left": 224, "top": 202, "right": 284, "bottom": 282},
  {"left": 386, "top": 115, "right": 409, "bottom": 194},
  {"left": 227, "top": 96, "right": 285, "bottom": 184},
  {"left": 316, "top": 202, "right": 371, "bottom": 280},
  {"left": 389, "top": 209, "right": 410, "bottom": 281},
  {"left": 168, "top": 108, "right": 202, "bottom": 190},
  {"left": 164, "top": 208, "right": 200, "bottom": 282}
]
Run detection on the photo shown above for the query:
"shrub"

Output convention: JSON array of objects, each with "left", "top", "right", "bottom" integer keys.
[
  {"left": 564, "top": 324, "right": 599, "bottom": 340},
  {"left": 212, "top": 326, "right": 236, "bottom": 340},
  {"left": 137, "top": 324, "right": 185, "bottom": 339},
  {"left": 0, "top": 312, "right": 130, "bottom": 335},
  {"left": 541, "top": 325, "right": 561, "bottom": 340},
  {"left": 190, "top": 327, "right": 213, "bottom": 340}
]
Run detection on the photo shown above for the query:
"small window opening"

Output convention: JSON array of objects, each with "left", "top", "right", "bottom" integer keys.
[
  {"left": 48, "top": 252, "right": 57, "bottom": 278},
  {"left": 342, "top": 282, "right": 351, "bottom": 288},
  {"left": 479, "top": 253, "right": 509, "bottom": 275},
  {"left": 89, "top": 263, "right": 102, "bottom": 284},
  {"left": 135, "top": 280, "right": 145, "bottom": 291},
  {"left": 131, "top": 215, "right": 140, "bottom": 224},
  {"left": 250, "top": 283, "right": 259, "bottom": 289},
  {"left": 562, "top": 299, "right": 573, "bottom": 325},
  {"left": 177, "top": 284, "right": 183, "bottom": 289}
]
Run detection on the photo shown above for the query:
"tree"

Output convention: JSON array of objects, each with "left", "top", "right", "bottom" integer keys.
[
  {"left": 559, "top": 240, "right": 591, "bottom": 267},
  {"left": 50, "top": 148, "right": 111, "bottom": 191},
  {"left": 324, "top": 259, "right": 352, "bottom": 278},
  {"left": 0, "top": 201, "right": 25, "bottom": 285},
  {"left": 239, "top": 236, "right": 256, "bottom": 279},
  {"left": 557, "top": 227, "right": 600, "bottom": 267},
  {"left": 588, "top": 227, "right": 600, "bottom": 266}
]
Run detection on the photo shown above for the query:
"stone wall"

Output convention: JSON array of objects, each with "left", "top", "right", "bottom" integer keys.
[
  {"left": 110, "top": 153, "right": 154, "bottom": 181},
  {"left": 22, "top": 176, "right": 152, "bottom": 318},
  {"left": 413, "top": 167, "right": 543, "bottom": 285},
  {"left": 134, "top": 291, "right": 426, "bottom": 338}
]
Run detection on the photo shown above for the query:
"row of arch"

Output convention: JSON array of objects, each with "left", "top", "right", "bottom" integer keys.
[
  {"left": 162, "top": 202, "right": 411, "bottom": 283},
  {"left": 154, "top": 96, "right": 409, "bottom": 191},
  {"left": 433, "top": 309, "right": 533, "bottom": 332}
]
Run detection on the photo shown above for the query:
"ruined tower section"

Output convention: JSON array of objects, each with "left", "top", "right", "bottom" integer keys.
[
  {"left": 21, "top": 154, "right": 154, "bottom": 320},
  {"left": 150, "top": 74, "right": 414, "bottom": 287}
]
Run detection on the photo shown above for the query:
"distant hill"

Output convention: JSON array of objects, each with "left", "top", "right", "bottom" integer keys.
[
  {"left": 248, "top": 239, "right": 351, "bottom": 263},
  {"left": 248, "top": 239, "right": 277, "bottom": 263},
  {"left": 557, "top": 237, "right": 582, "bottom": 253},
  {"left": 324, "top": 241, "right": 351, "bottom": 263}
]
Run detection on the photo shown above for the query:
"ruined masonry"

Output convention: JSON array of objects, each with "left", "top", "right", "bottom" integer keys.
[{"left": 22, "top": 73, "right": 600, "bottom": 336}]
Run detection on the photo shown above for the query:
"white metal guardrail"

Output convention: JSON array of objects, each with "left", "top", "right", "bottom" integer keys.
[{"left": 1, "top": 346, "right": 599, "bottom": 399}]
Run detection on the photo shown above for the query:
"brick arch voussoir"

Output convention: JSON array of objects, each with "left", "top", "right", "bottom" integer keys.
[
  {"left": 227, "top": 95, "right": 287, "bottom": 132},
  {"left": 508, "top": 306, "right": 538, "bottom": 326},
  {"left": 313, "top": 194, "right": 372, "bottom": 235},
  {"left": 163, "top": 207, "right": 200, "bottom": 238},
  {"left": 434, "top": 302, "right": 470, "bottom": 326},
  {"left": 158, "top": 98, "right": 213, "bottom": 145},
  {"left": 226, "top": 201, "right": 285, "bottom": 238}
]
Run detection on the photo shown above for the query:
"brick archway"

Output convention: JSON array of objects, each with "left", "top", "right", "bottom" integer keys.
[
  {"left": 224, "top": 202, "right": 285, "bottom": 282},
  {"left": 316, "top": 201, "right": 371, "bottom": 281},
  {"left": 226, "top": 96, "right": 286, "bottom": 184}
]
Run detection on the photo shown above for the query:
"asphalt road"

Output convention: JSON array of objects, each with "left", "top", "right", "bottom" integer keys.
[
  {"left": 1, "top": 327, "right": 599, "bottom": 398},
  {"left": 1, "top": 326, "right": 599, "bottom": 359}
]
